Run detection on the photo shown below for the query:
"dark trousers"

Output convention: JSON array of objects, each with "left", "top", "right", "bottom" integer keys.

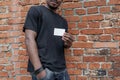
[{"left": 31, "top": 68, "right": 70, "bottom": 80}]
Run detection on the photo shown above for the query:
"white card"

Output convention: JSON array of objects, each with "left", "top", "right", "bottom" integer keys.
[{"left": 54, "top": 28, "right": 65, "bottom": 36}]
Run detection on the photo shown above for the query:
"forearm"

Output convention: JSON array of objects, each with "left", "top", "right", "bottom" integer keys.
[{"left": 25, "top": 38, "right": 42, "bottom": 70}]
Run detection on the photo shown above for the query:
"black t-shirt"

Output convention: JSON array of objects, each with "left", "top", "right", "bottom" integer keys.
[{"left": 23, "top": 5, "right": 68, "bottom": 72}]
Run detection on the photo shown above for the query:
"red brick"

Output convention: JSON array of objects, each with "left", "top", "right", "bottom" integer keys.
[
  {"left": 80, "top": 29, "right": 103, "bottom": 35},
  {"left": 29, "top": 0, "right": 39, "bottom": 5},
  {"left": 15, "top": 62, "right": 27, "bottom": 68},
  {"left": 76, "top": 9, "right": 86, "bottom": 15},
  {"left": 114, "top": 77, "right": 120, "bottom": 80},
  {"left": 113, "top": 62, "right": 120, "bottom": 69},
  {"left": 0, "top": 1, "right": 11, "bottom": 6},
  {"left": 0, "top": 6, "right": 7, "bottom": 13},
  {"left": 18, "top": 50, "right": 27, "bottom": 55},
  {"left": 84, "top": 0, "right": 106, "bottom": 7},
  {"left": 101, "top": 21, "right": 110, "bottom": 27},
  {"left": 89, "top": 63, "right": 100, "bottom": 69},
  {"left": 0, "top": 52, "right": 4, "bottom": 58},
  {"left": 18, "top": 55, "right": 29, "bottom": 61},
  {"left": 65, "top": 56, "right": 81, "bottom": 62},
  {"left": 5, "top": 65, "right": 14, "bottom": 71},
  {"left": 83, "top": 56, "right": 105, "bottom": 62},
  {"left": 84, "top": 1, "right": 97, "bottom": 7},
  {"left": 82, "top": 15, "right": 104, "bottom": 21},
  {"left": 0, "top": 58, "right": 8, "bottom": 64},
  {"left": 68, "top": 22, "right": 76, "bottom": 29},
  {"left": 63, "top": 0, "right": 73, "bottom": 2},
  {"left": 9, "top": 31, "right": 22, "bottom": 37},
  {"left": 101, "top": 63, "right": 112, "bottom": 69},
  {"left": 64, "top": 9, "right": 74, "bottom": 16},
  {"left": 85, "top": 49, "right": 98, "bottom": 54},
  {"left": 66, "top": 63, "right": 77, "bottom": 68},
  {"left": 108, "top": 56, "right": 120, "bottom": 62},
  {"left": 112, "top": 5, "right": 120, "bottom": 12},
  {"left": 99, "top": 77, "right": 113, "bottom": 80},
  {"left": 21, "top": 5, "right": 31, "bottom": 11},
  {"left": 99, "top": 35, "right": 112, "bottom": 41},
  {"left": 8, "top": 18, "right": 25, "bottom": 24},
  {"left": 89, "top": 77, "right": 98, "bottom": 80},
  {"left": 0, "top": 33, "right": 8, "bottom": 38},
  {"left": 5, "top": 52, "right": 12, "bottom": 57},
  {"left": 68, "top": 29, "right": 79, "bottom": 35},
  {"left": 65, "top": 16, "right": 80, "bottom": 22},
  {"left": 13, "top": 12, "right": 27, "bottom": 17},
  {"left": 109, "top": 0, "right": 120, "bottom": 5},
  {"left": 9, "top": 6, "right": 22, "bottom": 12},
  {"left": 16, "top": 76, "right": 32, "bottom": 80},
  {"left": 100, "top": 7, "right": 111, "bottom": 13},
  {"left": 87, "top": 7, "right": 98, "bottom": 14},
  {"left": 88, "top": 22, "right": 100, "bottom": 28},
  {"left": 97, "top": 0, "right": 106, "bottom": 6},
  {"left": 78, "top": 22, "right": 88, "bottom": 28},
  {"left": 104, "top": 28, "right": 120, "bottom": 34},
  {"left": 0, "top": 13, "right": 12, "bottom": 19},
  {"left": 72, "top": 42, "right": 93, "bottom": 48},
  {"left": 11, "top": 43, "right": 19, "bottom": 49},
  {"left": 68, "top": 69, "right": 82, "bottom": 75},
  {"left": 73, "top": 49, "right": 84, "bottom": 56},
  {"left": 77, "top": 76, "right": 87, "bottom": 80},
  {"left": 16, "top": 37, "right": 25, "bottom": 43},
  {"left": 78, "top": 35, "right": 87, "bottom": 41},
  {"left": 88, "top": 35, "right": 99, "bottom": 41},
  {"left": 109, "top": 69, "right": 120, "bottom": 76},
  {"left": 19, "top": 69, "right": 29, "bottom": 74},
  {"left": 0, "top": 65, "right": 4, "bottom": 70},
  {"left": 111, "top": 49, "right": 120, "bottom": 54},
  {"left": 114, "top": 34, "right": 120, "bottom": 41},
  {"left": 5, "top": 38, "right": 15, "bottom": 44},
  {"left": 65, "top": 49, "right": 72, "bottom": 55},
  {"left": 0, "top": 72, "right": 8, "bottom": 77},
  {"left": 94, "top": 42, "right": 118, "bottom": 48},
  {"left": 62, "top": 2, "right": 82, "bottom": 9},
  {"left": 70, "top": 75, "right": 76, "bottom": 80},
  {"left": 0, "top": 19, "right": 7, "bottom": 25},
  {"left": 0, "top": 26, "right": 14, "bottom": 31},
  {"left": 77, "top": 63, "right": 87, "bottom": 69}
]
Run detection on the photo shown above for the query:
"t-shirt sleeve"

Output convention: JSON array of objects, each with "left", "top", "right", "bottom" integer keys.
[{"left": 23, "top": 6, "right": 39, "bottom": 32}]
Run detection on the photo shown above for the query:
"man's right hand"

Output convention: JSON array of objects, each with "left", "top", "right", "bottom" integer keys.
[{"left": 36, "top": 70, "right": 46, "bottom": 80}]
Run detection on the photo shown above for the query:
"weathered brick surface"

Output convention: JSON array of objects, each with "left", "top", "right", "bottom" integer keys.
[{"left": 0, "top": 0, "right": 120, "bottom": 80}]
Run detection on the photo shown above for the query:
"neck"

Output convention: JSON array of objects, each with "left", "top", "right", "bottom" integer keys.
[{"left": 45, "top": 5, "right": 57, "bottom": 12}]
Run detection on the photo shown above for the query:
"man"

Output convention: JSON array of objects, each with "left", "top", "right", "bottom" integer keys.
[{"left": 23, "top": 0, "right": 74, "bottom": 80}]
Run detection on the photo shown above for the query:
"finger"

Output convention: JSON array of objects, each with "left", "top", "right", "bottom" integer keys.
[
  {"left": 63, "top": 33, "right": 74, "bottom": 41},
  {"left": 63, "top": 36, "right": 73, "bottom": 43}
]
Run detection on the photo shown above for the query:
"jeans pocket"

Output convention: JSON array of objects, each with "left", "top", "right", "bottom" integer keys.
[
  {"left": 39, "top": 68, "right": 47, "bottom": 80},
  {"left": 40, "top": 68, "right": 54, "bottom": 80}
]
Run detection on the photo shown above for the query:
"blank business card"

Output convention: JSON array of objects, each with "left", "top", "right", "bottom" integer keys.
[{"left": 54, "top": 28, "right": 65, "bottom": 36}]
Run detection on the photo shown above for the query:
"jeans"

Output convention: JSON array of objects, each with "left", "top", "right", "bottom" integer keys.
[{"left": 31, "top": 68, "right": 70, "bottom": 80}]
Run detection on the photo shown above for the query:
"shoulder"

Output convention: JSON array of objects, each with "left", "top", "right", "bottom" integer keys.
[
  {"left": 29, "top": 5, "right": 45, "bottom": 12},
  {"left": 28, "top": 5, "right": 45, "bottom": 16}
]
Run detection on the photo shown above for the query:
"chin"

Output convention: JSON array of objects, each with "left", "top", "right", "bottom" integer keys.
[{"left": 49, "top": 5, "right": 58, "bottom": 10}]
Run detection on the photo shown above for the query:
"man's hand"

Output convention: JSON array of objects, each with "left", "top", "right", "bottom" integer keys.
[
  {"left": 36, "top": 70, "right": 46, "bottom": 80},
  {"left": 62, "top": 32, "right": 74, "bottom": 48}
]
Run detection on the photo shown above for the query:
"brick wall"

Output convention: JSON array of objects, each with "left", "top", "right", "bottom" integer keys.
[{"left": 0, "top": 0, "right": 120, "bottom": 80}]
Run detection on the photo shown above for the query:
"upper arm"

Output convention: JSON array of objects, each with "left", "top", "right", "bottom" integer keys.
[{"left": 25, "top": 29, "right": 37, "bottom": 40}]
